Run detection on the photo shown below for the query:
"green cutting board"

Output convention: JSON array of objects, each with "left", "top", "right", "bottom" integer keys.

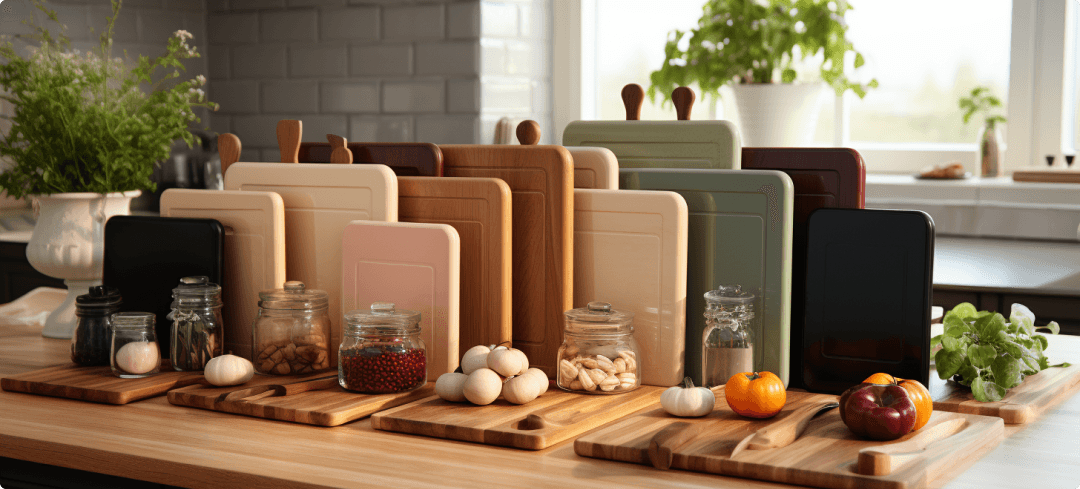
[
  {"left": 620, "top": 169, "right": 793, "bottom": 387},
  {"left": 562, "top": 121, "right": 741, "bottom": 170}
]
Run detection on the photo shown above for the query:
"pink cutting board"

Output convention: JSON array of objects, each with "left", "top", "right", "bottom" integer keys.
[
  {"left": 573, "top": 189, "right": 688, "bottom": 386},
  {"left": 342, "top": 221, "right": 461, "bottom": 379},
  {"left": 225, "top": 163, "right": 398, "bottom": 366},
  {"left": 160, "top": 189, "right": 286, "bottom": 361},
  {"left": 569, "top": 147, "right": 618, "bottom": 190}
]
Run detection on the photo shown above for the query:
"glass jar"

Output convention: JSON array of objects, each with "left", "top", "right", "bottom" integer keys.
[
  {"left": 168, "top": 276, "right": 224, "bottom": 371},
  {"left": 702, "top": 285, "right": 756, "bottom": 388},
  {"left": 110, "top": 312, "right": 161, "bottom": 378},
  {"left": 251, "top": 281, "right": 332, "bottom": 375},
  {"left": 557, "top": 302, "right": 640, "bottom": 394},
  {"left": 339, "top": 302, "right": 426, "bottom": 394},
  {"left": 71, "top": 286, "right": 122, "bottom": 367}
]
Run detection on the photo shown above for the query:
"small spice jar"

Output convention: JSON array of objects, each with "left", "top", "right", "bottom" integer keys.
[
  {"left": 339, "top": 302, "right": 426, "bottom": 394},
  {"left": 168, "top": 276, "right": 224, "bottom": 371},
  {"left": 251, "top": 281, "right": 332, "bottom": 375},
  {"left": 557, "top": 302, "right": 640, "bottom": 394},
  {"left": 702, "top": 285, "right": 756, "bottom": 388},
  {"left": 71, "top": 286, "right": 122, "bottom": 367},
  {"left": 110, "top": 312, "right": 161, "bottom": 378}
]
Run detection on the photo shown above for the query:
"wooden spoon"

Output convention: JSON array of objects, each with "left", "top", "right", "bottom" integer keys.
[
  {"left": 857, "top": 417, "right": 967, "bottom": 476},
  {"left": 729, "top": 399, "right": 839, "bottom": 458}
]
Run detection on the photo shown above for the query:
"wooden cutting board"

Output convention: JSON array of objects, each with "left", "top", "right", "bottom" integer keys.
[
  {"left": 1011, "top": 167, "right": 1080, "bottom": 183},
  {"left": 397, "top": 177, "right": 512, "bottom": 352},
  {"left": 440, "top": 145, "right": 574, "bottom": 378},
  {"left": 1, "top": 361, "right": 204, "bottom": 405},
  {"left": 225, "top": 163, "right": 399, "bottom": 366},
  {"left": 929, "top": 363, "right": 1080, "bottom": 424},
  {"left": 160, "top": 189, "right": 286, "bottom": 361},
  {"left": 570, "top": 147, "right": 619, "bottom": 189},
  {"left": 167, "top": 373, "right": 434, "bottom": 427},
  {"left": 371, "top": 385, "right": 663, "bottom": 450},
  {"left": 573, "top": 189, "right": 687, "bottom": 387},
  {"left": 342, "top": 221, "right": 460, "bottom": 380},
  {"left": 575, "top": 388, "right": 1004, "bottom": 489},
  {"left": 298, "top": 142, "right": 443, "bottom": 176}
]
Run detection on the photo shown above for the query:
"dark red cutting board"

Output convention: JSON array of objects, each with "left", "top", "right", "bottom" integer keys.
[{"left": 297, "top": 142, "right": 443, "bottom": 176}]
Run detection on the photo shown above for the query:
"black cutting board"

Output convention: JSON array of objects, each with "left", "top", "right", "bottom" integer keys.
[
  {"left": 103, "top": 216, "right": 224, "bottom": 359},
  {"left": 802, "top": 208, "right": 933, "bottom": 394}
]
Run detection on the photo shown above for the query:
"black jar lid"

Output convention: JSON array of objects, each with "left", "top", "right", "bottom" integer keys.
[{"left": 75, "top": 286, "right": 122, "bottom": 309}]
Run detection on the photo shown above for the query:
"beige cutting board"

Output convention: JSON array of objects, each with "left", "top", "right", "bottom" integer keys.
[
  {"left": 160, "top": 189, "right": 286, "bottom": 361},
  {"left": 342, "top": 221, "right": 460, "bottom": 380},
  {"left": 569, "top": 147, "right": 618, "bottom": 189},
  {"left": 225, "top": 163, "right": 398, "bottom": 366},
  {"left": 573, "top": 189, "right": 688, "bottom": 387}
]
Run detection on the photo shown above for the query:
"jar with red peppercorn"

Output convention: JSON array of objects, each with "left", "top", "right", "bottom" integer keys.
[{"left": 339, "top": 302, "right": 427, "bottom": 394}]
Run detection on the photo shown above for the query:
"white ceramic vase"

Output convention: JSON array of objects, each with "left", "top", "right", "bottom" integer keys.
[
  {"left": 731, "top": 83, "right": 827, "bottom": 147},
  {"left": 26, "top": 191, "right": 140, "bottom": 339}
]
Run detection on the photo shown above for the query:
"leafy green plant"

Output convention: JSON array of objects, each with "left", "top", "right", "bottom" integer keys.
[
  {"left": 648, "top": 0, "right": 877, "bottom": 105},
  {"left": 933, "top": 302, "right": 1069, "bottom": 402},
  {"left": 958, "top": 86, "right": 1006, "bottom": 128},
  {"left": 0, "top": 0, "right": 217, "bottom": 198}
]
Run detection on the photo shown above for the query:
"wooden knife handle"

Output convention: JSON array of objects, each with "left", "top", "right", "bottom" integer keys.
[
  {"left": 648, "top": 421, "right": 703, "bottom": 470},
  {"left": 622, "top": 83, "right": 644, "bottom": 121},
  {"left": 516, "top": 120, "right": 541, "bottom": 145},
  {"left": 277, "top": 119, "right": 302, "bottom": 163},
  {"left": 747, "top": 400, "right": 838, "bottom": 450},
  {"left": 857, "top": 417, "right": 968, "bottom": 476},
  {"left": 217, "top": 133, "right": 241, "bottom": 177},
  {"left": 327, "top": 134, "right": 353, "bottom": 164},
  {"left": 672, "top": 87, "right": 695, "bottom": 121}
]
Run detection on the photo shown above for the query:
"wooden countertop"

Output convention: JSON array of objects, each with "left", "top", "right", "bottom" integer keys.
[{"left": 1, "top": 322, "right": 1079, "bottom": 488}]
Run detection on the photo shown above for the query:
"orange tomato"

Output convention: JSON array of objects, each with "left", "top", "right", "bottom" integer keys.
[
  {"left": 862, "top": 373, "right": 933, "bottom": 431},
  {"left": 863, "top": 372, "right": 897, "bottom": 385},
  {"left": 724, "top": 371, "right": 786, "bottom": 418}
]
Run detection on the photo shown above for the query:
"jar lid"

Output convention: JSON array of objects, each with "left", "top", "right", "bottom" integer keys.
[
  {"left": 172, "top": 276, "right": 222, "bottom": 299},
  {"left": 76, "top": 285, "right": 122, "bottom": 308},
  {"left": 564, "top": 302, "right": 634, "bottom": 333},
  {"left": 258, "top": 281, "right": 328, "bottom": 310},
  {"left": 704, "top": 285, "right": 755, "bottom": 305},
  {"left": 344, "top": 302, "right": 421, "bottom": 329}
]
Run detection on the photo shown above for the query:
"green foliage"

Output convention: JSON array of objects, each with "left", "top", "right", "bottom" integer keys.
[
  {"left": 0, "top": 0, "right": 218, "bottom": 198},
  {"left": 648, "top": 0, "right": 877, "bottom": 105},
  {"left": 958, "top": 86, "right": 1006, "bottom": 128},
  {"left": 933, "top": 302, "right": 1070, "bottom": 402}
]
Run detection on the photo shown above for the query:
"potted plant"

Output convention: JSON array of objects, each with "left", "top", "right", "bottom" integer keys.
[
  {"left": 0, "top": 0, "right": 217, "bottom": 338},
  {"left": 958, "top": 86, "right": 1006, "bottom": 177},
  {"left": 648, "top": 0, "right": 876, "bottom": 146}
]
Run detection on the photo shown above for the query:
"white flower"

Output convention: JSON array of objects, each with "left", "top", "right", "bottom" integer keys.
[
  {"left": 173, "top": 30, "right": 193, "bottom": 41},
  {"left": 195, "top": 75, "right": 206, "bottom": 86}
]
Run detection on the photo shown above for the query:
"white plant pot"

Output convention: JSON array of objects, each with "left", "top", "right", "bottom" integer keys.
[
  {"left": 26, "top": 191, "right": 140, "bottom": 339},
  {"left": 731, "top": 83, "right": 827, "bottom": 147}
]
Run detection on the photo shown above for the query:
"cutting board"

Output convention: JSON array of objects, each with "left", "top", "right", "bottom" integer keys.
[
  {"left": 742, "top": 147, "right": 866, "bottom": 390},
  {"left": 575, "top": 388, "right": 1004, "bottom": 489},
  {"left": 342, "top": 220, "right": 460, "bottom": 379},
  {"left": 563, "top": 120, "right": 741, "bottom": 170},
  {"left": 929, "top": 363, "right": 1080, "bottom": 424},
  {"left": 298, "top": 142, "right": 443, "bottom": 176},
  {"left": 516, "top": 119, "right": 617, "bottom": 190},
  {"left": 370, "top": 385, "right": 663, "bottom": 450},
  {"left": 440, "top": 145, "right": 574, "bottom": 378},
  {"left": 397, "top": 177, "right": 512, "bottom": 351},
  {"left": 620, "top": 169, "right": 794, "bottom": 387},
  {"left": 573, "top": 189, "right": 687, "bottom": 386},
  {"left": 167, "top": 373, "right": 434, "bottom": 427},
  {"left": 1011, "top": 167, "right": 1080, "bottom": 183},
  {"left": 1, "top": 361, "right": 204, "bottom": 405},
  {"left": 225, "top": 162, "right": 398, "bottom": 366},
  {"left": 159, "top": 189, "right": 286, "bottom": 361}
]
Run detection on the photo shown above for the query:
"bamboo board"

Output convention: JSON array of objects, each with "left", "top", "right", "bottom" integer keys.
[
  {"left": 1011, "top": 167, "right": 1080, "bottom": 184},
  {"left": 1, "top": 361, "right": 203, "bottom": 405},
  {"left": 929, "top": 363, "right": 1080, "bottom": 424}
]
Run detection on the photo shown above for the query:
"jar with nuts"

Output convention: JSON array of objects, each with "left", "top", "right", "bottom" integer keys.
[
  {"left": 557, "top": 302, "right": 640, "bottom": 394},
  {"left": 251, "top": 281, "right": 332, "bottom": 375}
]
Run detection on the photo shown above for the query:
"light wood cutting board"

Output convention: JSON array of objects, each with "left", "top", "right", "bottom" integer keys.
[
  {"left": 570, "top": 147, "right": 619, "bottom": 189},
  {"left": 225, "top": 163, "right": 398, "bottom": 366},
  {"left": 1011, "top": 167, "right": 1080, "bottom": 183},
  {"left": 575, "top": 388, "right": 1005, "bottom": 489},
  {"left": 397, "top": 177, "right": 512, "bottom": 352},
  {"left": 929, "top": 363, "right": 1080, "bottom": 424},
  {"left": 573, "top": 189, "right": 688, "bottom": 387},
  {"left": 160, "top": 189, "right": 286, "bottom": 361},
  {"left": 342, "top": 220, "right": 460, "bottom": 380},
  {"left": 371, "top": 385, "right": 663, "bottom": 450},
  {"left": 440, "top": 145, "right": 574, "bottom": 378},
  {"left": 1, "top": 362, "right": 204, "bottom": 405}
]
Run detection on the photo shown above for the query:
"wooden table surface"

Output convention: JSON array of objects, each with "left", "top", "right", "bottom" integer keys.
[{"left": 1, "top": 316, "right": 1078, "bottom": 488}]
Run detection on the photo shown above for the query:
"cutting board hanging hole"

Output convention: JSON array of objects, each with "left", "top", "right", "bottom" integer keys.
[
  {"left": 277, "top": 119, "right": 302, "bottom": 163},
  {"left": 673, "top": 87, "right": 695, "bottom": 121},
  {"left": 622, "top": 84, "right": 644, "bottom": 121},
  {"left": 218, "top": 133, "right": 241, "bottom": 177},
  {"left": 517, "top": 120, "right": 541, "bottom": 145},
  {"left": 327, "top": 134, "right": 353, "bottom": 164}
]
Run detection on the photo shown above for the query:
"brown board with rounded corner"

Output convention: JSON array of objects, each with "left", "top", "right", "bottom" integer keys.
[
  {"left": 929, "top": 362, "right": 1080, "bottom": 424},
  {"left": 1, "top": 361, "right": 203, "bottom": 405},
  {"left": 297, "top": 142, "right": 443, "bottom": 176}
]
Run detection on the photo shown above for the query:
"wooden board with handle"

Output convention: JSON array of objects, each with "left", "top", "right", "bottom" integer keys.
[
  {"left": 298, "top": 141, "right": 443, "bottom": 176},
  {"left": 1011, "top": 167, "right": 1080, "bottom": 183},
  {"left": 440, "top": 145, "right": 574, "bottom": 378},
  {"left": 397, "top": 177, "right": 512, "bottom": 352},
  {"left": 371, "top": 385, "right": 663, "bottom": 450},
  {"left": 517, "top": 120, "right": 618, "bottom": 190},
  {"left": 167, "top": 372, "right": 433, "bottom": 427},
  {"left": 1, "top": 361, "right": 204, "bottom": 405},
  {"left": 929, "top": 363, "right": 1080, "bottom": 424},
  {"left": 575, "top": 388, "right": 1005, "bottom": 489}
]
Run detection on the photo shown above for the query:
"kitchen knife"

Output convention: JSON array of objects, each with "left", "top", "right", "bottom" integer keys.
[
  {"left": 856, "top": 417, "right": 968, "bottom": 476},
  {"left": 218, "top": 375, "right": 339, "bottom": 402},
  {"left": 729, "top": 399, "right": 840, "bottom": 459}
]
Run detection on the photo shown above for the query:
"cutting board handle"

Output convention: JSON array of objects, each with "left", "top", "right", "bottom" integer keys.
[
  {"left": 327, "top": 134, "right": 353, "bottom": 164},
  {"left": 516, "top": 120, "right": 541, "bottom": 145},
  {"left": 622, "top": 83, "right": 644, "bottom": 120},
  {"left": 218, "top": 133, "right": 241, "bottom": 176},
  {"left": 277, "top": 119, "right": 302, "bottom": 163},
  {"left": 673, "top": 87, "right": 695, "bottom": 121}
]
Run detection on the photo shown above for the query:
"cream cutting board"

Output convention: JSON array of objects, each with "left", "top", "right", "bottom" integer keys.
[
  {"left": 569, "top": 147, "right": 619, "bottom": 189},
  {"left": 342, "top": 220, "right": 461, "bottom": 379},
  {"left": 160, "top": 189, "right": 286, "bottom": 361},
  {"left": 573, "top": 189, "right": 688, "bottom": 386},
  {"left": 225, "top": 163, "right": 398, "bottom": 366}
]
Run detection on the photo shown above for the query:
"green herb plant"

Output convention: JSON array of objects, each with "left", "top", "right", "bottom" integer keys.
[
  {"left": 958, "top": 86, "right": 1006, "bottom": 129},
  {"left": 648, "top": 0, "right": 878, "bottom": 105},
  {"left": 0, "top": 0, "right": 217, "bottom": 198},
  {"left": 933, "top": 303, "right": 1069, "bottom": 402}
]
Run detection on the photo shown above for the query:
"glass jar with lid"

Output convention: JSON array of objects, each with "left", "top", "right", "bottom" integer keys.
[
  {"left": 251, "top": 281, "right": 332, "bottom": 375},
  {"left": 557, "top": 302, "right": 640, "bottom": 394},
  {"left": 702, "top": 285, "right": 756, "bottom": 388},
  {"left": 169, "top": 276, "right": 224, "bottom": 371},
  {"left": 110, "top": 312, "right": 161, "bottom": 378},
  {"left": 339, "top": 302, "right": 426, "bottom": 394},
  {"left": 71, "top": 286, "right": 122, "bottom": 367}
]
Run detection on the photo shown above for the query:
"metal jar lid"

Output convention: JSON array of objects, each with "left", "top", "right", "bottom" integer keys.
[
  {"left": 344, "top": 302, "right": 421, "bottom": 332},
  {"left": 258, "top": 281, "right": 328, "bottom": 311},
  {"left": 564, "top": 302, "right": 634, "bottom": 333},
  {"left": 171, "top": 276, "right": 222, "bottom": 307},
  {"left": 704, "top": 285, "right": 755, "bottom": 305}
]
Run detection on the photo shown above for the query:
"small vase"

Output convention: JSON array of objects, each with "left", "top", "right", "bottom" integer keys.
[
  {"left": 978, "top": 123, "right": 1003, "bottom": 177},
  {"left": 730, "top": 82, "right": 827, "bottom": 147},
  {"left": 26, "top": 191, "right": 140, "bottom": 339}
]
